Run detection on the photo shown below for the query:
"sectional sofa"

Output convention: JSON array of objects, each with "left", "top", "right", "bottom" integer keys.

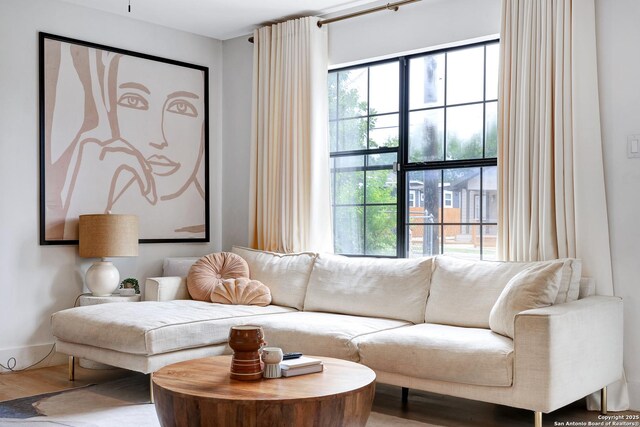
[{"left": 51, "top": 246, "right": 623, "bottom": 426}]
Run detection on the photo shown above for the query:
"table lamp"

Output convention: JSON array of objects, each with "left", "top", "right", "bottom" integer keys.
[{"left": 79, "top": 214, "right": 138, "bottom": 296}]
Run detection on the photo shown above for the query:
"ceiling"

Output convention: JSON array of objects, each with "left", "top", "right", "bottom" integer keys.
[{"left": 57, "top": 0, "right": 385, "bottom": 40}]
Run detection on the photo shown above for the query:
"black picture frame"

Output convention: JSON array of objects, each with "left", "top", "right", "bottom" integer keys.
[{"left": 39, "top": 32, "right": 210, "bottom": 244}]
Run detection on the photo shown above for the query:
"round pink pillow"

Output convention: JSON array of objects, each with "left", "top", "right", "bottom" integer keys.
[{"left": 187, "top": 252, "right": 250, "bottom": 301}]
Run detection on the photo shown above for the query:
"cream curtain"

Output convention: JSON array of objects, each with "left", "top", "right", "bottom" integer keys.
[
  {"left": 249, "top": 17, "right": 333, "bottom": 253},
  {"left": 498, "top": 0, "right": 628, "bottom": 410}
]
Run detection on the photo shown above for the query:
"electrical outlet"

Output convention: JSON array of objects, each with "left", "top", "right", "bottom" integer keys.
[{"left": 627, "top": 135, "right": 640, "bottom": 158}]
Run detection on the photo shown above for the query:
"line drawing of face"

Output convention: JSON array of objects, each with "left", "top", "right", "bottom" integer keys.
[
  {"left": 44, "top": 41, "right": 208, "bottom": 241},
  {"left": 114, "top": 55, "right": 205, "bottom": 201}
]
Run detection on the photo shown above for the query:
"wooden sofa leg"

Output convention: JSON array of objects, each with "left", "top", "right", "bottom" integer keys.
[
  {"left": 68, "top": 356, "right": 75, "bottom": 381},
  {"left": 401, "top": 387, "right": 409, "bottom": 404},
  {"left": 601, "top": 386, "right": 608, "bottom": 415},
  {"left": 150, "top": 374, "right": 154, "bottom": 404},
  {"left": 534, "top": 411, "right": 542, "bottom": 427}
]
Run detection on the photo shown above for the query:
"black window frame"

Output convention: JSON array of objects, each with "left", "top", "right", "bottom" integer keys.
[{"left": 329, "top": 38, "right": 499, "bottom": 259}]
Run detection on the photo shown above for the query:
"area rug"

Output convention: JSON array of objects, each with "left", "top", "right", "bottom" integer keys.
[{"left": 0, "top": 373, "right": 439, "bottom": 426}]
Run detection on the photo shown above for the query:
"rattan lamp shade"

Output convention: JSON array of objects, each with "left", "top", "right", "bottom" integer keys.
[{"left": 79, "top": 214, "right": 138, "bottom": 258}]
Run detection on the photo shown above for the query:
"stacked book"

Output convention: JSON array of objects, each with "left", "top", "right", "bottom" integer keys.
[{"left": 280, "top": 356, "right": 323, "bottom": 377}]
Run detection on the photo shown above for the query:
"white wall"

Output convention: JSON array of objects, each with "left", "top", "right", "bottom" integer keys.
[
  {"left": 0, "top": 0, "right": 222, "bottom": 370},
  {"left": 328, "top": 0, "right": 501, "bottom": 66},
  {"left": 221, "top": 35, "right": 254, "bottom": 251},
  {"left": 595, "top": 0, "right": 640, "bottom": 410}
]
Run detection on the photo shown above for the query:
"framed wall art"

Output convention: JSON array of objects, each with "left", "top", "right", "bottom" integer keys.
[{"left": 39, "top": 32, "right": 209, "bottom": 244}]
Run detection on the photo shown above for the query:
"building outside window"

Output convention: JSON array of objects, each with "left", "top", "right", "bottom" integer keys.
[{"left": 328, "top": 39, "right": 498, "bottom": 260}]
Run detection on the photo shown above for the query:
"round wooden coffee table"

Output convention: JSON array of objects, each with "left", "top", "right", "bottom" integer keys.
[{"left": 152, "top": 355, "right": 376, "bottom": 427}]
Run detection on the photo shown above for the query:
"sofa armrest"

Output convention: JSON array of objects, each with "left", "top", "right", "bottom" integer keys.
[
  {"left": 144, "top": 277, "right": 191, "bottom": 301},
  {"left": 513, "top": 296, "right": 623, "bottom": 412}
]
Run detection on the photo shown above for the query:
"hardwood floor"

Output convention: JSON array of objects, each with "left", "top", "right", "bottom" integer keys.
[
  {"left": 0, "top": 363, "right": 131, "bottom": 401},
  {"left": 373, "top": 385, "right": 640, "bottom": 426},
  {"left": 1, "top": 362, "right": 638, "bottom": 426}
]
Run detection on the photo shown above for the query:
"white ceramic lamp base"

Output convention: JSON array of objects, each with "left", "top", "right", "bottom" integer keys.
[{"left": 85, "top": 261, "right": 120, "bottom": 296}]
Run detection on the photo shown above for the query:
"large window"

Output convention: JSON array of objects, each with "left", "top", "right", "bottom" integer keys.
[{"left": 329, "top": 40, "right": 498, "bottom": 259}]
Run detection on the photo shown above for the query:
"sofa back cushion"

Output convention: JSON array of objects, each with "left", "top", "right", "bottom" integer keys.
[
  {"left": 162, "top": 257, "right": 201, "bottom": 277},
  {"left": 231, "top": 246, "right": 317, "bottom": 310},
  {"left": 425, "top": 256, "right": 581, "bottom": 328},
  {"left": 579, "top": 277, "right": 595, "bottom": 299},
  {"left": 303, "top": 254, "right": 433, "bottom": 324}
]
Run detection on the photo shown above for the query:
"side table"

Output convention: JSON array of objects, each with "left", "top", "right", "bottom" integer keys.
[
  {"left": 77, "top": 294, "right": 141, "bottom": 369},
  {"left": 78, "top": 294, "right": 141, "bottom": 306}
]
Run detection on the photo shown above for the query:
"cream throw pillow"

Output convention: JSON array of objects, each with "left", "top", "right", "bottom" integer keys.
[{"left": 489, "top": 260, "right": 570, "bottom": 338}]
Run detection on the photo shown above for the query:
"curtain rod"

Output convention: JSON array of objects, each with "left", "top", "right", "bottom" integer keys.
[{"left": 247, "top": 0, "right": 421, "bottom": 43}]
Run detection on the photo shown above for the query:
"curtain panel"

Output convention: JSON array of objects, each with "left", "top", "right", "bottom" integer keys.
[
  {"left": 249, "top": 17, "right": 333, "bottom": 253},
  {"left": 498, "top": 0, "right": 628, "bottom": 410}
]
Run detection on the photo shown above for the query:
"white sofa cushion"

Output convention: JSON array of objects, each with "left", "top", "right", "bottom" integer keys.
[
  {"left": 489, "top": 260, "right": 569, "bottom": 338},
  {"left": 579, "top": 277, "right": 595, "bottom": 299},
  {"left": 249, "top": 311, "right": 410, "bottom": 361},
  {"left": 559, "top": 259, "right": 582, "bottom": 303},
  {"left": 303, "top": 254, "right": 433, "bottom": 324},
  {"left": 425, "top": 256, "right": 581, "bottom": 328},
  {"left": 51, "top": 301, "right": 295, "bottom": 355},
  {"left": 357, "top": 323, "right": 514, "bottom": 387},
  {"left": 162, "top": 257, "right": 201, "bottom": 277},
  {"left": 232, "top": 246, "right": 316, "bottom": 310},
  {"left": 145, "top": 277, "right": 191, "bottom": 301}
]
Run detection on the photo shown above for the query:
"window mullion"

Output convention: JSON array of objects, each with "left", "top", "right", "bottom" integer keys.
[
  {"left": 398, "top": 56, "right": 408, "bottom": 258},
  {"left": 362, "top": 67, "right": 371, "bottom": 255},
  {"left": 443, "top": 52, "right": 448, "bottom": 162},
  {"left": 440, "top": 169, "right": 444, "bottom": 256},
  {"left": 480, "top": 167, "right": 484, "bottom": 259},
  {"left": 482, "top": 44, "right": 487, "bottom": 159}
]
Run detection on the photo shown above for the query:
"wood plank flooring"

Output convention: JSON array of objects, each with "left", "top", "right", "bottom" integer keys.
[
  {"left": 1, "top": 363, "right": 638, "bottom": 426},
  {"left": 0, "top": 363, "right": 131, "bottom": 401}
]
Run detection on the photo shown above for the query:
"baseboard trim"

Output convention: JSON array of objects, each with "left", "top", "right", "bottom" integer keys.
[
  {"left": 628, "top": 379, "right": 640, "bottom": 411},
  {"left": 0, "top": 343, "right": 66, "bottom": 373}
]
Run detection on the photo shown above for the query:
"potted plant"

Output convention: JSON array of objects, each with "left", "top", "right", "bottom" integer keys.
[{"left": 119, "top": 278, "right": 139, "bottom": 295}]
